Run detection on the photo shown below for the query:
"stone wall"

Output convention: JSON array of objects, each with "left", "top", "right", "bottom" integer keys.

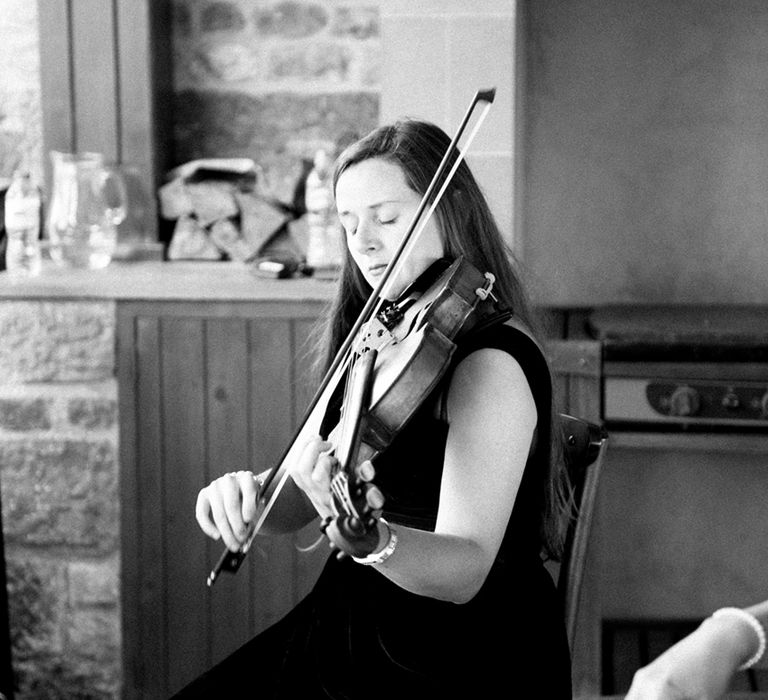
[
  {"left": 171, "top": 0, "right": 381, "bottom": 203},
  {"left": 0, "top": 301, "right": 120, "bottom": 699}
]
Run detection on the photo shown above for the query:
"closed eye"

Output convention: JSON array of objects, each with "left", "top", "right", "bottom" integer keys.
[{"left": 339, "top": 214, "right": 357, "bottom": 237}]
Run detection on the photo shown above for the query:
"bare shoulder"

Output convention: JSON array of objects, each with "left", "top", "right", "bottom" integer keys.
[{"left": 446, "top": 348, "right": 536, "bottom": 425}]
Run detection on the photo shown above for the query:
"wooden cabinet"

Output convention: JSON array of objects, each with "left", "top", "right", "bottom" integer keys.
[
  {"left": 117, "top": 299, "right": 329, "bottom": 698},
  {"left": 116, "top": 294, "right": 604, "bottom": 698}
]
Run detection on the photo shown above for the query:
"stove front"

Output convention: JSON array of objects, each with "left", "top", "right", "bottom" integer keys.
[{"left": 577, "top": 305, "right": 768, "bottom": 696}]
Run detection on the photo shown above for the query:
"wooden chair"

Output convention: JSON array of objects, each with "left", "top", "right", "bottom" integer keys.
[{"left": 555, "top": 413, "right": 609, "bottom": 650}]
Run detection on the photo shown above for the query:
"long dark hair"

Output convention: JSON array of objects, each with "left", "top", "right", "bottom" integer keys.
[{"left": 312, "top": 119, "right": 569, "bottom": 558}]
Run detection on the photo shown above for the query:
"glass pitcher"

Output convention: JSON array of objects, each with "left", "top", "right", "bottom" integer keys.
[{"left": 46, "top": 151, "right": 127, "bottom": 269}]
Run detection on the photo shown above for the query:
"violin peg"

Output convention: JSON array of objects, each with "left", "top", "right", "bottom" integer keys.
[{"left": 350, "top": 516, "right": 368, "bottom": 536}]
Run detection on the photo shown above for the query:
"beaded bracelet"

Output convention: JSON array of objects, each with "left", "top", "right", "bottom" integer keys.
[
  {"left": 352, "top": 519, "right": 398, "bottom": 566},
  {"left": 712, "top": 607, "right": 767, "bottom": 671}
]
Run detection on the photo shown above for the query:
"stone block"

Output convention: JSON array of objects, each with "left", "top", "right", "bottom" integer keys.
[
  {"left": 67, "top": 397, "right": 118, "bottom": 431},
  {"left": 198, "top": 41, "right": 260, "bottom": 82},
  {"left": 0, "top": 301, "right": 115, "bottom": 383},
  {"left": 0, "top": 397, "right": 51, "bottom": 431},
  {"left": 173, "top": 1, "right": 193, "bottom": 37},
  {"left": 6, "top": 556, "right": 67, "bottom": 657},
  {"left": 267, "top": 42, "right": 352, "bottom": 82},
  {"left": 68, "top": 608, "right": 121, "bottom": 663},
  {"left": 201, "top": 1, "right": 246, "bottom": 33},
  {"left": 254, "top": 1, "right": 328, "bottom": 38},
  {"left": 0, "top": 439, "right": 118, "bottom": 551},
  {"left": 331, "top": 6, "right": 379, "bottom": 39},
  {"left": 6, "top": 553, "right": 121, "bottom": 699},
  {"left": 68, "top": 559, "right": 120, "bottom": 607}
]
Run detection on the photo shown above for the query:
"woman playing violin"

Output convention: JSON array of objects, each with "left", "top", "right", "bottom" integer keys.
[{"left": 176, "top": 119, "right": 572, "bottom": 699}]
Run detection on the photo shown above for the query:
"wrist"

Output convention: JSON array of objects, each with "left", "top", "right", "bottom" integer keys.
[
  {"left": 352, "top": 518, "right": 398, "bottom": 566},
  {"left": 710, "top": 607, "right": 767, "bottom": 671}
]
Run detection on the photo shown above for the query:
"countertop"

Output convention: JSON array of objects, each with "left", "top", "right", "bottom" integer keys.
[{"left": 0, "top": 261, "right": 338, "bottom": 303}]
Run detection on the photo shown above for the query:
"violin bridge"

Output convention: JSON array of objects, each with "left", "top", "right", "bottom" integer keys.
[{"left": 354, "top": 317, "right": 395, "bottom": 354}]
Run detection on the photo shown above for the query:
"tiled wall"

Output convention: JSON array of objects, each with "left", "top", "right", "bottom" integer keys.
[{"left": 381, "top": 0, "right": 519, "bottom": 249}]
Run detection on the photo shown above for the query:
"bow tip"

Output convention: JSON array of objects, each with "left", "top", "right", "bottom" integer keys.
[{"left": 477, "top": 87, "right": 496, "bottom": 104}]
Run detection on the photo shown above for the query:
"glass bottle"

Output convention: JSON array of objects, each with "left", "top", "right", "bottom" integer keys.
[{"left": 4, "top": 170, "right": 42, "bottom": 277}]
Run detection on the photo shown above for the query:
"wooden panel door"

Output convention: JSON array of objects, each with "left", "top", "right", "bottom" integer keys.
[{"left": 118, "top": 301, "right": 328, "bottom": 699}]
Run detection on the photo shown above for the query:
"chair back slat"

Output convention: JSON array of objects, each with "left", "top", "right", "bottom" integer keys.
[{"left": 556, "top": 413, "right": 609, "bottom": 649}]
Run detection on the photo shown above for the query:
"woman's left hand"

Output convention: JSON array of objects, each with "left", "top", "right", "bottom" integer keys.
[
  {"left": 289, "top": 435, "right": 337, "bottom": 520},
  {"left": 289, "top": 436, "right": 385, "bottom": 545},
  {"left": 324, "top": 457, "right": 386, "bottom": 556}
]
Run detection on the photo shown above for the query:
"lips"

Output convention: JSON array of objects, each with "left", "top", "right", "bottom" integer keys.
[{"left": 367, "top": 263, "right": 388, "bottom": 275}]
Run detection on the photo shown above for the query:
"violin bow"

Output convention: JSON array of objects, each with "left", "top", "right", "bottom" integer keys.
[{"left": 207, "top": 87, "right": 496, "bottom": 586}]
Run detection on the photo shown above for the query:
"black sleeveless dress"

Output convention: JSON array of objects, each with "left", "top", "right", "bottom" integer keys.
[{"left": 172, "top": 320, "right": 572, "bottom": 700}]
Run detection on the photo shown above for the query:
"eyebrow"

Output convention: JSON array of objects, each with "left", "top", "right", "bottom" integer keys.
[{"left": 337, "top": 198, "right": 405, "bottom": 218}]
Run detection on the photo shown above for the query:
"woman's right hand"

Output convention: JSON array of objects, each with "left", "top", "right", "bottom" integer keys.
[{"left": 195, "top": 471, "right": 262, "bottom": 551}]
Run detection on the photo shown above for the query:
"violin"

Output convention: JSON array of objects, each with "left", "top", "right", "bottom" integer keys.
[
  {"left": 320, "top": 257, "right": 503, "bottom": 557},
  {"left": 207, "top": 88, "right": 498, "bottom": 586}
]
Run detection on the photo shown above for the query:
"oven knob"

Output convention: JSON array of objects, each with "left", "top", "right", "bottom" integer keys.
[
  {"left": 669, "top": 386, "right": 701, "bottom": 417},
  {"left": 761, "top": 391, "right": 768, "bottom": 419}
]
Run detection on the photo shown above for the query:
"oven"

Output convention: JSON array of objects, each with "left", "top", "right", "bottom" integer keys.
[{"left": 583, "top": 306, "right": 768, "bottom": 695}]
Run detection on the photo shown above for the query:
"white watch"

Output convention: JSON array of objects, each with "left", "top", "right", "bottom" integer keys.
[{"left": 352, "top": 518, "right": 398, "bottom": 565}]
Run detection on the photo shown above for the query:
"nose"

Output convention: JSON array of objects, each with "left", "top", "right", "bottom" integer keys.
[{"left": 349, "top": 218, "right": 380, "bottom": 254}]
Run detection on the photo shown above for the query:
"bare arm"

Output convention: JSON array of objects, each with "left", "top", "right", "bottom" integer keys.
[
  {"left": 364, "top": 349, "right": 537, "bottom": 603},
  {"left": 625, "top": 600, "right": 768, "bottom": 700}
]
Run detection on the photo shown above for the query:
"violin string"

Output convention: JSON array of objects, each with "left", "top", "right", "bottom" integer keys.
[{"left": 337, "top": 347, "right": 357, "bottom": 461}]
